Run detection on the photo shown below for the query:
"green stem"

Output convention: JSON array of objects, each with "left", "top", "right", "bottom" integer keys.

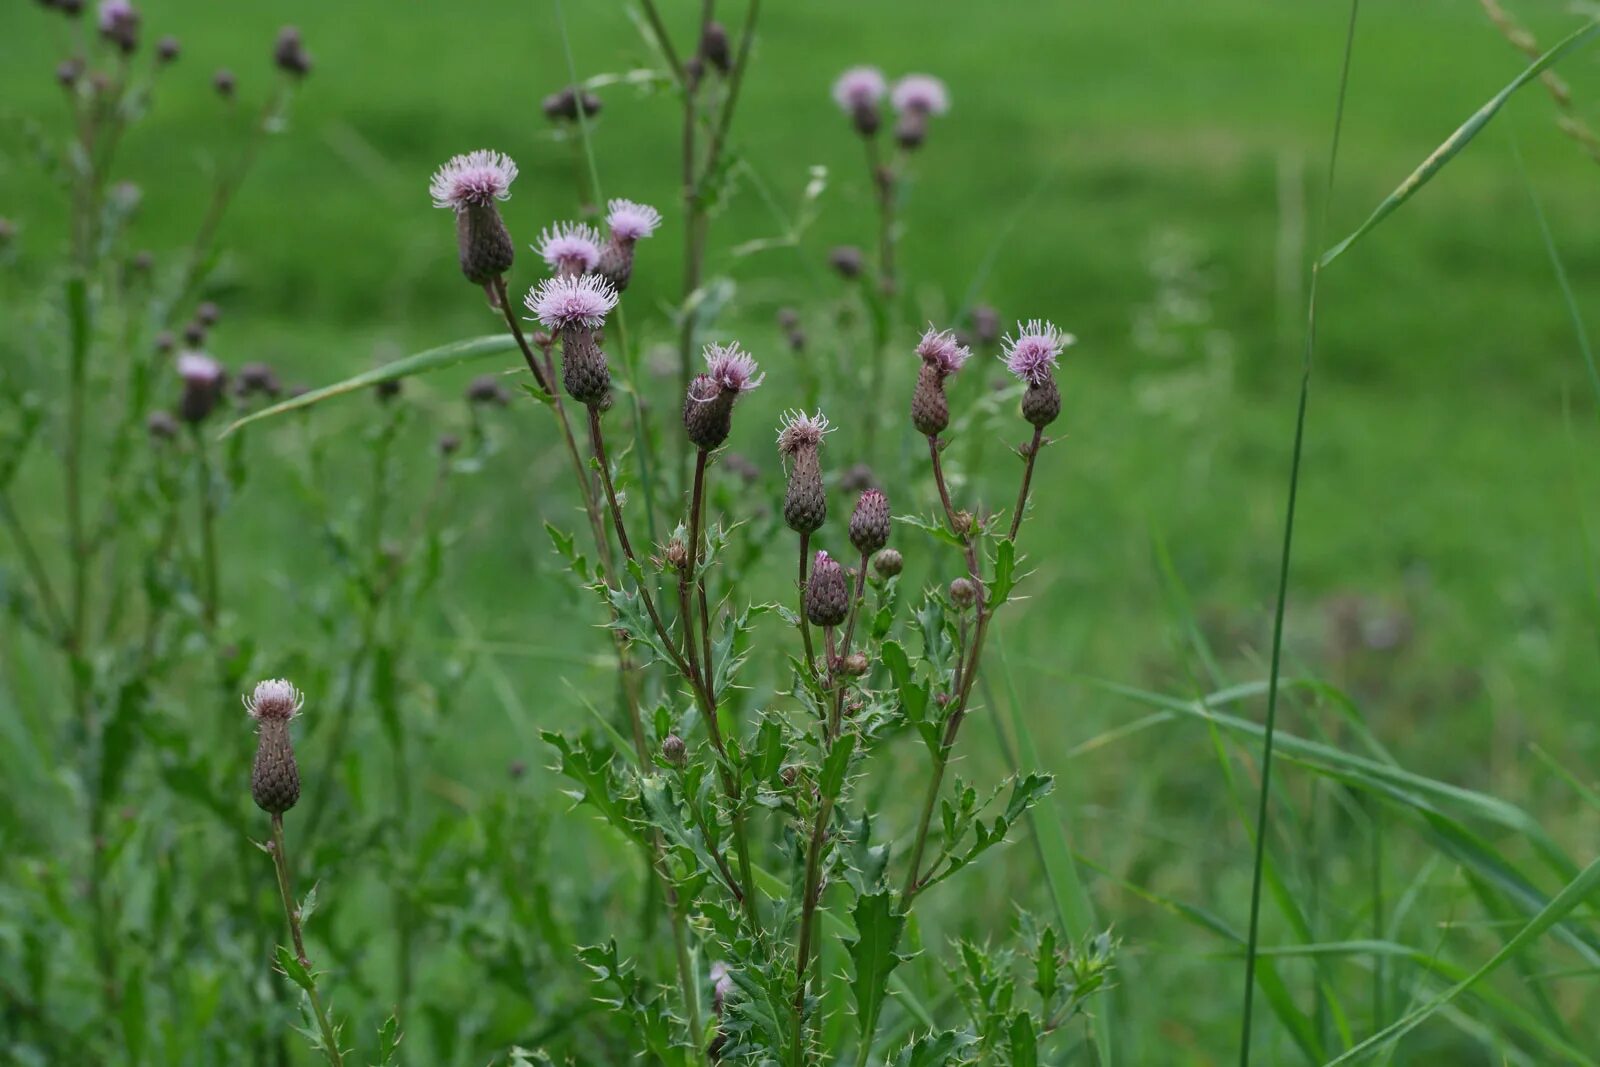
[
  {"left": 190, "top": 425, "right": 220, "bottom": 632},
  {"left": 268, "top": 814, "right": 344, "bottom": 1067}
]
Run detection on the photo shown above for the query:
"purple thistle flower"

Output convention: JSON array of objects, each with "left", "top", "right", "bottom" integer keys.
[
  {"left": 177, "top": 350, "right": 224, "bottom": 386},
  {"left": 429, "top": 150, "right": 518, "bottom": 211},
  {"left": 525, "top": 274, "right": 618, "bottom": 331},
  {"left": 892, "top": 74, "right": 949, "bottom": 116},
  {"left": 535, "top": 221, "right": 603, "bottom": 275},
  {"left": 1002, "top": 319, "right": 1074, "bottom": 384},
  {"left": 776, "top": 409, "right": 831, "bottom": 455},
  {"left": 244, "top": 678, "right": 304, "bottom": 722},
  {"left": 832, "top": 66, "right": 887, "bottom": 112},
  {"left": 606, "top": 199, "right": 662, "bottom": 242},
  {"left": 97, "top": 0, "right": 133, "bottom": 32},
  {"left": 916, "top": 325, "right": 971, "bottom": 376},
  {"left": 702, "top": 342, "right": 764, "bottom": 395}
]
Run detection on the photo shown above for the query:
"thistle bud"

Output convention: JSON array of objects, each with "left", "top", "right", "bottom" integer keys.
[
  {"left": 235, "top": 361, "right": 282, "bottom": 399},
  {"left": 156, "top": 34, "right": 179, "bottom": 63},
  {"left": 843, "top": 652, "right": 869, "bottom": 677},
  {"left": 146, "top": 410, "right": 177, "bottom": 441},
  {"left": 212, "top": 68, "right": 235, "bottom": 98},
  {"left": 183, "top": 320, "right": 206, "bottom": 347},
  {"left": 971, "top": 304, "right": 1001, "bottom": 346},
  {"left": 949, "top": 577, "right": 976, "bottom": 610},
  {"left": 153, "top": 330, "right": 174, "bottom": 353},
  {"left": 375, "top": 377, "right": 402, "bottom": 403},
  {"left": 526, "top": 274, "right": 620, "bottom": 406},
  {"left": 466, "top": 374, "right": 510, "bottom": 406},
  {"left": 848, "top": 488, "right": 890, "bottom": 557},
  {"left": 828, "top": 245, "right": 864, "bottom": 280},
  {"left": 195, "top": 300, "right": 221, "bottom": 327},
  {"left": 911, "top": 326, "right": 972, "bottom": 437},
  {"left": 805, "top": 551, "right": 849, "bottom": 627},
  {"left": 273, "top": 25, "right": 312, "bottom": 79},
  {"left": 700, "top": 21, "right": 732, "bottom": 74},
  {"left": 683, "top": 342, "right": 763, "bottom": 450},
  {"left": 663, "top": 734, "right": 687, "bottom": 767},
  {"left": 777, "top": 410, "right": 830, "bottom": 534},
  {"left": 57, "top": 58, "right": 84, "bottom": 89},
  {"left": 176, "top": 351, "right": 226, "bottom": 424},
  {"left": 1021, "top": 376, "right": 1061, "bottom": 428},
  {"left": 244, "top": 679, "right": 304, "bottom": 815},
  {"left": 664, "top": 536, "right": 690, "bottom": 572},
  {"left": 437, "top": 433, "right": 461, "bottom": 457},
  {"left": 873, "top": 548, "right": 903, "bottom": 579}
]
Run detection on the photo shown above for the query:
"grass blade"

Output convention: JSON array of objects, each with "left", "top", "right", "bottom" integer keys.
[
  {"left": 1319, "top": 19, "right": 1600, "bottom": 268},
  {"left": 219, "top": 333, "right": 518, "bottom": 437}
]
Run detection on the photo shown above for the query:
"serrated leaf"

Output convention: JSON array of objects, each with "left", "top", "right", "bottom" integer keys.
[
  {"left": 1007, "top": 1012, "right": 1038, "bottom": 1067},
  {"left": 846, "top": 890, "right": 909, "bottom": 1049},
  {"left": 274, "top": 945, "right": 315, "bottom": 993},
  {"left": 819, "top": 732, "right": 856, "bottom": 801},
  {"left": 893, "top": 1029, "right": 976, "bottom": 1067},
  {"left": 986, "top": 539, "right": 1018, "bottom": 609}
]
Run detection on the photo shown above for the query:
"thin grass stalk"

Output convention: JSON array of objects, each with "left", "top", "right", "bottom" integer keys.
[{"left": 1239, "top": 8, "right": 1360, "bottom": 1061}]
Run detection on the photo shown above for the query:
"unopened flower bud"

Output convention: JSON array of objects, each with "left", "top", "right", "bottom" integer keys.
[
  {"left": 805, "top": 551, "right": 849, "bottom": 627},
  {"left": 662, "top": 734, "right": 687, "bottom": 767},
  {"left": 780, "top": 765, "right": 801, "bottom": 787},
  {"left": 146, "top": 410, "right": 177, "bottom": 441},
  {"left": 828, "top": 245, "right": 864, "bottom": 280},
  {"left": 375, "top": 377, "right": 402, "bottom": 403},
  {"left": 156, "top": 34, "right": 179, "bottom": 63},
  {"left": 873, "top": 548, "right": 903, "bottom": 579},
  {"left": 849, "top": 488, "right": 890, "bottom": 557},
  {"left": 244, "top": 679, "right": 304, "bottom": 815},
  {"left": 273, "top": 26, "right": 312, "bottom": 79},
  {"left": 195, "top": 300, "right": 220, "bottom": 326},
  {"left": 665, "top": 536, "right": 690, "bottom": 572},
  {"left": 153, "top": 330, "right": 174, "bottom": 353},
  {"left": 777, "top": 410, "right": 830, "bottom": 534},
  {"left": 700, "top": 21, "right": 731, "bottom": 74},
  {"left": 57, "top": 58, "right": 84, "bottom": 89},
  {"left": 437, "top": 433, "right": 461, "bottom": 457},
  {"left": 843, "top": 652, "right": 869, "bottom": 676},
  {"left": 971, "top": 304, "right": 1001, "bottom": 346},
  {"left": 183, "top": 320, "right": 206, "bottom": 347},
  {"left": 212, "top": 68, "right": 235, "bottom": 98},
  {"left": 130, "top": 249, "right": 154, "bottom": 273},
  {"left": 0, "top": 219, "right": 16, "bottom": 247},
  {"left": 949, "top": 577, "right": 976, "bottom": 610},
  {"left": 466, "top": 374, "right": 510, "bottom": 406},
  {"left": 235, "top": 361, "right": 282, "bottom": 399}
]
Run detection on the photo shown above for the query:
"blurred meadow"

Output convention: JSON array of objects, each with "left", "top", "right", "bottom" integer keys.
[{"left": 4, "top": 0, "right": 1600, "bottom": 1063}]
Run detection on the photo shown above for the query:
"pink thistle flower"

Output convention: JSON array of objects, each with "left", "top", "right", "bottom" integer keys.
[
  {"left": 776, "top": 409, "right": 831, "bottom": 455},
  {"left": 832, "top": 66, "right": 887, "bottom": 112},
  {"left": 535, "top": 221, "right": 603, "bottom": 275},
  {"left": 525, "top": 274, "right": 618, "bottom": 331},
  {"left": 606, "top": 199, "right": 662, "bottom": 242},
  {"left": 892, "top": 74, "right": 949, "bottom": 116},
  {"left": 98, "top": 0, "right": 134, "bottom": 31},
  {"left": 702, "top": 341, "right": 764, "bottom": 395},
  {"left": 916, "top": 325, "right": 971, "bottom": 376},
  {"left": 1002, "top": 320, "right": 1074, "bottom": 384},
  {"left": 177, "top": 350, "right": 223, "bottom": 386},
  {"left": 429, "top": 150, "right": 518, "bottom": 211},
  {"left": 243, "top": 678, "right": 303, "bottom": 723}
]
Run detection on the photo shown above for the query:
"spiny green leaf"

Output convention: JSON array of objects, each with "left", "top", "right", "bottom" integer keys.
[{"left": 845, "top": 890, "right": 909, "bottom": 1049}]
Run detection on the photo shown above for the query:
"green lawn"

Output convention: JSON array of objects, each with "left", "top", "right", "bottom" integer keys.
[{"left": 4, "top": 0, "right": 1600, "bottom": 1062}]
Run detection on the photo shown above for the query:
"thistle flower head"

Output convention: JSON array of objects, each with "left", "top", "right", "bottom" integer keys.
[
  {"left": 536, "top": 220, "right": 603, "bottom": 274},
  {"left": 1002, "top": 320, "right": 1074, "bottom": 384},
  {"left": 273, "top": 25, "right": 312, "bottom": 78},
  {"left": 243, "top": 678, "right": 303, "bottom": 722},
  {"left": 776, "top": 409, "right": 831, "bottom": 455},
  {"left": 916, "top": 325, "right": 971, "bottom": 376},
  {"left": 429, "top": 150, "right": 518, "bottom": 211},
  {"left": 606, "top": 199, "right": 662, "bottom": 242},
  {"left": 702, "top": 342, "right": 764, "bottom": 395},
  {"left": 805, "top": 550, "right": 850, "bottom": 627},
  {"left": 177, "top": 350, "right": 223, "bottom": 386},
  {"left": 97, "top": 0, "right": 134, "bottom": 32},
  {"left": 832, "top": 66, "right": 887, "bottom": 112},
  {"left": 526, "top": 273, "right": 618, "bottom": 331},
  {"left": 892, "top": 74, "right": 949, "bottom": 116}
]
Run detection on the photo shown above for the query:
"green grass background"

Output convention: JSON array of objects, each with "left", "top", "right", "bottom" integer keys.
[{"left": 4, "top": 0, "right": 1600, "bottom": 1062}]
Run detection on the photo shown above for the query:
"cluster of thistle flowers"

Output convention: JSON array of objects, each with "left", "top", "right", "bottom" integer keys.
[
  {"left": 40, "top": 0, "right": 309, "bottom": 99},
  {"left": 832, "top": 65, "right": 949, "bottom": 150}
]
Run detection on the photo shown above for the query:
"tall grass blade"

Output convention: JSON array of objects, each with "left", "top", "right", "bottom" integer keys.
[
  {"left": 1241, "top": 4, "right": 1360, "bottom": 1063},
  {"left": 1319, "top": 19, "right": 1600, "bottom": 269},
  {"left": 219, "top": 334, "right": 518, "bottom": 436}
]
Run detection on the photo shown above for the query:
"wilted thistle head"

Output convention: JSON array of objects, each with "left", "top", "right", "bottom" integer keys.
[
  {"left": 176, "top": 351, "right": 226, "bottom": 424},
  {"left": 97, "top": 0, "right": 139, "bottom": 54},
  {"left": 431, "top": 150, "right": 519, "bottom": 285},
  {"left": 849, "top": 488, "right": 891, "bottom": 557},
  {"left": 832, "top": 66, "right": 887, "bottom": 136},
  {"left": 911, "top": 326, "right": 971, "bottom": 437},
  {"left": 536, "top": 220, "right": 603, "bottom": 277},
  {"left": 245, "top": 679, "right": 303, "bottom": 815},
  {"left": 776, "top": 409, "right": 830, "bottom": 534},
  {"left": 527, "top": 274, "right": 619, "bottom": 405},
  {"left": 1004, "top": 319, "right": 1073, "bottom": 428},
  {"left": 683, "top": 342, "right": 763, "bottom": 451},
  {"left": 805, "top": 550, "right": 850, "bottom": 627},
  {"left": 273, "top": 25, "right": 312, "bottom": 78}
]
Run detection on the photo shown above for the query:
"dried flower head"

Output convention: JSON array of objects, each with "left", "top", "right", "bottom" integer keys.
[
  {"left": 429, "top": 150, "right": 518, "bottom": 211},
  {"left": 776, "top": 409, "right": 831, "bottom": 456},
  {"left": 805, "top": 551, "right": 850, "bottom": 627},
  {"left": 526, "top": 273, "right": 619, "bottom": 331},
  {"left": 606, "top": 199, "right": 662, "bottom": 242},
  {"left": 892, "top": 74, "right": 950, "bottom": 116},
  {"left": 536, "top": 220, "right": 603, "bottom": 275},
  {"left": 916, "top": 326, "right": 971, "bottom": 376},
  {"left": 1002, "top": 320, "right": 1073, "bottom": 385},
  {"left": 832, "top": 66, "right": 887, "bottom": 112},
  {"left": 702, "top": 342, "right": 764, "bottom": 395},
  {"left": 244, "top": 678, "right": 304, "bottom": 722}
]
